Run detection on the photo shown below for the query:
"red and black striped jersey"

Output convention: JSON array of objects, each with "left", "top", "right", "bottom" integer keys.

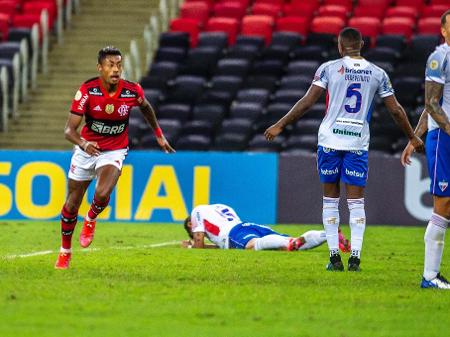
[{"left": 70, "top": 77, "right": 145, "bottom": 151}]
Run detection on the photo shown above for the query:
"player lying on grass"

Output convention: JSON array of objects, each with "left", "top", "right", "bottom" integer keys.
[{"left": 182, "top": 204, "right": 350, "bottom": 251}]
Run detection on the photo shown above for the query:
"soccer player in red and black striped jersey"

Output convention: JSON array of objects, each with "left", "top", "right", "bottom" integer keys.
[{"left": 55, "top": 46, "right": 175, "bottom": 269}]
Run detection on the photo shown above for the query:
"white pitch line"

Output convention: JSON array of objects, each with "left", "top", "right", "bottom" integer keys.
[{"left": 2, "top": 241, "right": 179, "bottom": 260}]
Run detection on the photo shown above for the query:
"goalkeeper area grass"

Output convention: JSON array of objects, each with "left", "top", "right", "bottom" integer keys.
[{"left": 1, "top": 221, "right": 449, "bottom": 337}]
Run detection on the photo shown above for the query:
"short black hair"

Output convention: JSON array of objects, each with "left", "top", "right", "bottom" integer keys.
[
  {"left": 441, "top": 10, "right": 450, "bottom": 27},
  {"left": 184, "top": 216, "right": 193, "bottom": 239},
  {"left": 339, "top": 27, "right": 362, "bottom": 44},
  {"left": 97, "top": 46, "right": 122, "bottom": 64}
]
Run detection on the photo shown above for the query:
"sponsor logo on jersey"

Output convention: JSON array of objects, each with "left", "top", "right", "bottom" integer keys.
[
  {"left": 439, "top": 180, "right": 448, "bottom": 192},
  {"left": 333, "top": 128, "right": 362, "bottom": 138},
  {"left": 77, "top": 94, "right": 89, "bottom": 111},
  {"left": 119, "top": 89, "right": 137, "bottom": 98},
  {"left": 344, "top": 67, "right": 372, "bottom": 82},
  {"left": 88, "top": 87, "right": 103, "bottom": 96},
  {"left": 93, "top": 105, "right": 102, "bottom": 111},
  {"left": 118, "top": 104, "right": 129, "bottom": 117},
  {"left": 105, "top": 104, "right": 115, "bottom": 114},
  {"left": 90, "top": 121, "right": 126, "bottom": 135},
  {"left": 430, "top": 60, "right": 439, "bottom": 70},
  {"left": 338, "top": 65, "right": 344, "bottom": 75},
  {"left": 320, "top": 167, "right": 339, "bottom": 175},
  {"left": 336, "top": 118, "right": 364, "bottom": 128},
  {"left": 74, "top": 90, "right": 82, "bottom": 101},
  {"left": 345, "top": 168, "right": 365, "bottom": 178}
]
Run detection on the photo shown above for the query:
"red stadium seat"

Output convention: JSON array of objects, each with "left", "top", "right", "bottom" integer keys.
[
  {"left": 348, "top": 17, "right": 381, "bottom": 40},
  {"left": 180, "top": 2, "right": 210, "bottom": 27},
  {"left": 353, "top": 5, "right": 386, "bottom": 20},
  {"left": 0, "top": 13, "right": 10, "bottom": 41},
  {"left": 431, "top": 0, "right": 450, "bottom": 4},
  {"left": 12, "top": 13, "right": 43, "bottom": 40},
  {"left": 422, "top": 5, "right": 449, "bottom": 18},
  {"left": 282, "top": 3, "right": 317, "bottom": 19},
  {"left": 184, "top": 0, "right": 215, "bottom": 6},
  {"left": 275, "top": 16, "right": 309, "bottom": 36},
  {"left": 205, "top": 17, "right": 240, "bottom": 45},
  {"left": 381, "top": 17, "right": 415, "bottom": 40},
  {"left": 396, "top": 0, "right": 424, "bottom": 10},
  {"left": 311, "top": 16, "right": 345, "bottom": 35},
  {"left": 23, "top": 1, "right": 57, "bottom": 29},
  {"left": 253, "top": 0, "right": 284, "bottom": 5},
  {"left": 251, "top": 3, "right": 282, "bottom": 19},
  {"left": 318, "top": 5, "right": 349, "bottom": 21},
  {"left": 241, "top": 15, "right": 274, "bottom": 45},
  {"left": 0, "top": 0, "right": 20, "bottom": 15},
  {"left": 386, "top": 6, "right": 418, "bottom": 21},
  {"left": 170, "top": 18, "right": 201, "bottom": 47},
  {"left": 323, "top": 0, "right": 353, "bottom": 11},
  {"left": 213, "top": 2, "right": 247, "bottom": 20},
  {"left": 418, "top": 17, "right": 442, "bottom": 35},
  {"left": 358, "top": 0, "right": 390, "bottom": 10},
  {"left": 290, "top": 0, "right": 320, "bottom": 10}
]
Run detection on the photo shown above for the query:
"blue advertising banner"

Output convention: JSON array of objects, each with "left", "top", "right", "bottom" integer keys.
[{"left": 0, "top": 150, "right": 277, "bottom": 223}]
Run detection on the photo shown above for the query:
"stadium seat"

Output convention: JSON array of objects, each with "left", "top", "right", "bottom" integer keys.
[
  {"left": 251, "top": 59, "right": 285, "bottom": 77},
  {"left": 395, "top": 0, "right": 424, "bottom": 10},
  {"left": 286, "top": 60, "right": 320, "bottom": 78},
  {"left": 386, "top": 6, "right": 417, "bottom": 21},
  {"left": 270, "top": 31, "right": 303, "bottom": 49},
  {"left": 158, "top": 119, "right": 182, "bottom": 143},
  {"left": 198, "top": 32, "right": 228, "bottom": 49},
  {"left": 272, "top": 89, "right": 305, "bottom": 105},
  {"left": 176, "top": 135, "right": 211, "bottom": 151},
  {"left": 431, "top": 0, "right": 450, "bottom": 4},
  {"left": 157, "top": 104, "right": 191, "bottom": 122},
  {"left": 0, "top": 14, "right": 10, "bottom": 41},
  {"left": 0, "top": 0, "right": 18, "bottom": 16},
  {"left": 245, "top": 75, "right": 278, "bottom": 91},
  {"left": 229, "top": 102, "right": 263, "bottom": 121},
  {"left": 421, "top": 5, "right": 448, "bottom": 18},
  {"left": 364, "top": 47, "right": 399, "bottom": 64},
  {"left": 381, "top": 17, "right": 415, "bottom": 40},
  {"left": 318, "top": 5, "right": 349, "bottom": 21},
  {"left": 181, "top": 120, "right": 214, "bottom": 137},
  {"left": 311, "top": 16, "right": 345, "bottom": 35},
  {"left": 180, "top": 1, "right": 210, "bottom": 27},
  {"left": 213, "top": 1, "right": 247, "bottom": 20},
  {"left": 219, "top": 117, "right": 254, "bottom": 135},
  {"left": 147, "top": 61, "right": 179, "bottom": 80},
  {"left": 184, "top": 0, "right": 215, "bottom": 6},
  {"left": 352, "top": 5, "right": 386, "bottom": 20},
  {"left": 213, "top": 132, "right": 250, "bottom": 151},
  {"left": 235, "top": 88, "right": 270, "bottom": 104},
  {"left": 215, "top": 58, "right": 250, "bottom": 77},
  {"left": 284, "top": 134, "right": 318, "bottom": 151},
  {"left": 240, "top": 15, "right": 275, "bottom": 45},
  {"left": 323, "top": 0, "right": 353, "bottom": 10},
  {"left": 235, "top": 35, "right": 266, "bottom": 49},
  {"left": 392, "top": 77, "right": 423, "bottom": 107},
  {"left": 167, "top": 75, "right": 206, "bottom": 104},
  {"left": 279, "top": 75, "right": 312, "bottom": 90},
  {"left": 376, "top": 35, "right": 406, "bottom": 54},
  {"left": 170, "top": 18, "right": 201, "bottom": 48},
  {"left": 191, "top": 103, "right": 227, "bottom": 125},
  {"left": 248, "top": 134, "right": 284, "bottom": 152},
  {"left": 290, "top": 45, "right": 329, "bottom": 62},
  {"left": 265, "top": 103, "right": 292, "bottom": 120},
  {"left": 181, "top": 46, "right": 222, "bottom": 77},
  {"left": 155, "top": 47, "right": 187, "bottom": 64},
  {"left": 158, "top": 32, "right": 190, "bottom": 49},
  {"left": 200, "top": 76, "right": 243, "bottom": 105},
  {"left": 23, "top": 1, "right": 57, "bottom": 29},
  {"left": 292, "top": 119, "right": 322, "bottom": 135},
  {"left": 253, "top": 0, "right": 284, "bottom": 5},
  {"left": 251, "top": 3, "right": 282, "bottom": 19},
  {"left": 143, "top": 89, "right": 163, "bottom": 107},
  {"left": 275, "top": 16, "right": 309, "bottom": 36},
  {"left": 357, "top": 0, "right": 390, "bottom": 9},
  {"left": 281, "top": 2, "right": 316, "bottom": 19},
  {"left": 140, "top": 76, "right": 166, "bottom": 91},
  {"left": 205, "top": 17, "right": 240, "bottom": 45},
  {"left": 406, "top": 35, "right": 440, "bottom": 64},
  {"left": 305, "top": 103, "right": 327, "bottom": 119},
  {"left": 348, "top": 17, "right": 381, "bottom": 43},
  {"left": 418, "top": 17, "right": 442, "bottom": 35},
  {"left": 369, "top": 136, "right": 393, "bottom": 153},
  {"left": 12, "top": 13, "right": 41, "bottom": 30}
]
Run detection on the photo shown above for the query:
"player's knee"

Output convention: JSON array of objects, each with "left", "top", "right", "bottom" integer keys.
[
  {"left": 94, "top": 188, "right": 112, "bottom": 202},
  {"left": 63, "top": 201, "right": 79, "bottom": 214}
]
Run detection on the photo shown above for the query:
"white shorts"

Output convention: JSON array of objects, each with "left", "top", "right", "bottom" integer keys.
[{"left": 68, "top": 146, "right": 128, "bottom": 181}]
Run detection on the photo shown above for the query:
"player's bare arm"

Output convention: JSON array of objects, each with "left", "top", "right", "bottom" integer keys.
[
  {"left": 425, "top": 80, "right": 450, "bottom": 135},
  {"left": 401, "top": 109, "right": 428, "bottom": 166},
  {"left": 264, "top": 85, "right": 324, "bottom": 141},
  {"left": 383, "top": 95, "right": 424, "bottom": 153},
  {"left": 139, "top": 99, "right": 175, "bottom": 153},
  {"left": 64, "top": 113, "right": 100, "bottom": 156}
]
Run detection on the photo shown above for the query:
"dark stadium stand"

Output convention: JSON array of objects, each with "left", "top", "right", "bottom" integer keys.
[{"left": 132, "top": 0, "right": 448, "bottom": 154}]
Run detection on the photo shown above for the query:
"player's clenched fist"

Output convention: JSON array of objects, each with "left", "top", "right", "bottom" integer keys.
[{"left": 264, "top": 124, "right": 283, "bottom": 141}]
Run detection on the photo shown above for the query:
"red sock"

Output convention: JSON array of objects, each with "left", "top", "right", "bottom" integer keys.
[
  {"left": 61, "top": 205, "right": 78, "bottom": 249},
  {"left": 87, "top": 195, "right": 110, "bottom": 220}
]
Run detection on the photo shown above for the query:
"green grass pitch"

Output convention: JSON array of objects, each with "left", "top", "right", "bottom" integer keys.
[{"left": 0, "top": 221, "right": 449, "bottom": 337}]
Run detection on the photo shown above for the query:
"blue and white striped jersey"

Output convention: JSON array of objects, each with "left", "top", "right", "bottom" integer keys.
[
  {"left": 425, "top": 43, "right": 450, "bottom": 132},
  {"left": 312, "top": 56, "right": 394, "bottom": 151}
]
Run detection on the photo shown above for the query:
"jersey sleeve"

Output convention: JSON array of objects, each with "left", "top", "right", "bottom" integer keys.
[
  {"left": 70, "top": 84, "right": 89, "bottom": 115},
  {"left": 191, "top": 207, "right": 206, "bottom": 233},
  {"left": 377, "top": 70, "right": 394, "bottom": 98},
  {"left": 312, "top": 62, "right": 329, "bottom": 89},
  {"left": 425, "top": 51, "right": 447, "bottom": 84},
  {"left": 135, "top": 83, "right": 145, "bottom": 105}
]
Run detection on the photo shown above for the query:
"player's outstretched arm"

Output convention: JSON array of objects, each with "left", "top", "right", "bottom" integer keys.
[
  {"left": 139, "top": 99, "right": 175, "bottom": 153},
  {"left": 64, "top": 113, "right": 100, "bottom": 156},
  {"left": 425, "top": 80, "right": 450, "bottom": 136},
  {"left": 401, "top": 109, "right": 428, "bottom": 166},
  {"left": 264, "top": 84, "right": 324, "bottom": 141},
  {"left": 383, "top": 95, "right": 424, "bottom": 153}
]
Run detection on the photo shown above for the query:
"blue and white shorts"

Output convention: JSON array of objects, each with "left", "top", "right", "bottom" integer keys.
[
  {"left": 317, "top": 146, "right": 369, "bottom": 187},
  {"left": 228, "top": 222, "right": 287, "bottom": 249},
  {"left": 426, "top": 129, "right": 450, "bottom": 197}
]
